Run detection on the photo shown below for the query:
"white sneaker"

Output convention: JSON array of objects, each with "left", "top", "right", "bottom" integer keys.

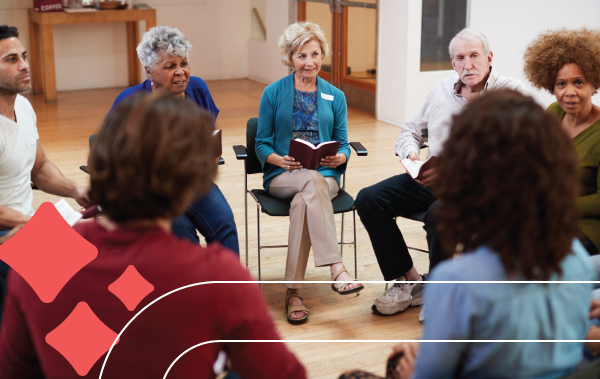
[{"left": 372, "top": 274, "right": 426, "bottom": 316}]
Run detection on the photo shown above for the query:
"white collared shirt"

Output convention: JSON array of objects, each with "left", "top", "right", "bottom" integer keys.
[{"left": 395, "top": 67, "right": 529, "bottom": 159}]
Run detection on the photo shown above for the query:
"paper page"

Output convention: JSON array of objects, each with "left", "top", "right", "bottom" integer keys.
[
  {"left": 54, "top": 199, "right": 82, "bottom": 227},
  {"left": 400, "top": 159, "right": 425, "bottom": 179},
  {"left": 293, "top": 138, "right": 317, "bottom": 149},
  {"left": 316, "top": 140, "right": 339, "bottom": 149}
]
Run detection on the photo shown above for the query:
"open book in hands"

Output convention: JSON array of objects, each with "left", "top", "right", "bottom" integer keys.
[
  {"left": 288, "top": 139, "right": 341, "bottom": 170},
  {"left": 400, "top": 156, "right": 440, "bottom": 180},
  {"left": 54, "top": 199, "right": 82, "bottom": 227}
]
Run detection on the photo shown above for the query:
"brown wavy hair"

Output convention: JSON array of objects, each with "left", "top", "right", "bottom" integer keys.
[
  {"left": 89, "top": 92, "right": 217, "bottom": 223},
  {"left": 435, "top": 90, "right": 580, "bottom": 280},
  {"left": 523, "top": 28, "right": 600, "bottom": 94}
]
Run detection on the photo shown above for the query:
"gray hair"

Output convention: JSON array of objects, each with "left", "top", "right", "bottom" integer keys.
[
  {"left": 278, "top": 21, "right": 329, "bottom": 67},
  {"left": 448, "top": 28, "right": 490, "bottom": 58},
  {"left": 137, "top": 26, "right": 192, "bottom": 71}
]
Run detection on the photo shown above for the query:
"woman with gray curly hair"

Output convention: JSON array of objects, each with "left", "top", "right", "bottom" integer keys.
[
  {"left": 107, "top": 25, "right": 239, "bottom": 255},
  {"left": 255, "top": 21, "right": 362, "bottom": 325}
]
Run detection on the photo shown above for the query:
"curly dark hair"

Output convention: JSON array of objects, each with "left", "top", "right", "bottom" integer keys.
[
  {"left": 0, "top": 25, "right": 18, "bottom": 42},
  {"left": 435, "top": 90, "right": 580, "bottom": 280},
  {"left": 523, "top": 28, "right": 600, "bottom": 94},
  {"left": 89, "top": 92, "right": 217, "bottom": 223}
]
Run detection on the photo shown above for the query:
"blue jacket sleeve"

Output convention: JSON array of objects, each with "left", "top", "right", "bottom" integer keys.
[
  {"left": 255, "top": 89, "right": 277, "bottom": 167},
  {"left": 107, "top": 87, "right": 135, "bottom": 117},
  {"left": 331, "top": 92, "right": 350, "bottom": 174}
]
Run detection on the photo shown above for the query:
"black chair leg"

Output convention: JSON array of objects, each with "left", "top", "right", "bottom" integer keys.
[{"left": 257, "top": 203, "right": 261, "bottom": 281}]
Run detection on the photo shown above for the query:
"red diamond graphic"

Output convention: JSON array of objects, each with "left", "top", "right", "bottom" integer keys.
[
  {"left": 45, "top": 302, "right": 118, "bottom": 376},
  {"left": 0, "top": 202, "right": 97, "bottom": 303},
  {"left": 108, "top": 265, "right": 154, "bottom": 311}
]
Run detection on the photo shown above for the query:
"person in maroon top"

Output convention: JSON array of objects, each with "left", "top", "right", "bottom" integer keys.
[{"left": 0, "top": 93, "right": 306, "bottom": 379}]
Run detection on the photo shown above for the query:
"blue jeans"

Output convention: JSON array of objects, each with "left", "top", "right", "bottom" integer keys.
[
  {"left": 171, "top": 184, "right": 239, "bottom": 256},
  {"left": 0, "top": 229, "right": 11, "bottom": 324}
]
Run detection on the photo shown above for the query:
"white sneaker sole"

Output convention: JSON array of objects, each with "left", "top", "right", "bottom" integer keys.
[{"left": 372, "top": 297, "right": 412, "bottom": 315}]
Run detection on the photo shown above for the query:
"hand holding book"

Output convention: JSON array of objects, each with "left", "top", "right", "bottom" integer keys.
[
  {"left": 320, "top": 153, "right": 346, "bottom": 168},
  {"left": 400, "top": 156, "right": 439, "bottom": 187},
  {"left": 288, "top": 139, "right": 341, "bottom": 170},
  {"left": 281, "top": 155, "right": 303, "bottom": 171}
]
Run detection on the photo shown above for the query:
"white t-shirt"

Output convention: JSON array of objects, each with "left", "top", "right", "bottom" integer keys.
[{"left": 0, "top": 95, "right": 39, "bottom": 216}]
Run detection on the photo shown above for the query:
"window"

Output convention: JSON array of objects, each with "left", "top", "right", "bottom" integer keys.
[{"left": 420, "top": 0, "right": 467, "bottom": 71}]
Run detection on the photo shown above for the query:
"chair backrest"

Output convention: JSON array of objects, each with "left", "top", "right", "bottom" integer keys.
[
  {"left": 245, "top": 118, "right": 264, "bottom": 175},
  {"left": 89, "top": 134, "right": 97, "bottom": 150}
]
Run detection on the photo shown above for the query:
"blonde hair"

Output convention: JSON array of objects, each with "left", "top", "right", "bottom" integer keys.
[{"left": 277, "top": 21, "right": 329, "bottom": 67}]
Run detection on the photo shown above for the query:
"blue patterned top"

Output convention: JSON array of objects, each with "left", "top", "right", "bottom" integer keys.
[{"left": 292, "top": 89, "right": 319, "bottom": 145}]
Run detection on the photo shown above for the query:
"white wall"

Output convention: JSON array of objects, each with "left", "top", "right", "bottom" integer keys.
[
  {"left": 377, "top": 0, "right": 600, "bottom": 127},
  {"left": 246, "top": 0, "right": 290, "bottom": 85},
  {"left": 251, "top": 0, "right": 267, "bottom": 41},
  {"left": 470, "top": 0, "right": 600, "bottom": 108},
  {"left": 377, "top": 0, "right": 452, "bottom": 126},
  {"left": 1, "top": 0, "right": 251, "bottom": 91}
]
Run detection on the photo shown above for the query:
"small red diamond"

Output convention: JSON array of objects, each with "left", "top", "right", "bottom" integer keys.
[
  {"left": 108, "top": 265, "right": 154, "bottom": 311},
  {"left": 0, "top": 202, "right": 97, "bottom": 303},
  {"left": 45, "top": 302, "right": 118, "bottom": 376}
]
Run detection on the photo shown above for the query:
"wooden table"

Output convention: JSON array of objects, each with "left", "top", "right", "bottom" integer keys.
[{"left": 27, "top": 8, "right": 157, "bottom": 103}]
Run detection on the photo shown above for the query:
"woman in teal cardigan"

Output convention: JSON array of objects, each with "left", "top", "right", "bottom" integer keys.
[{"left": 256, "top": 22, "right": 362, "bottom": 324}]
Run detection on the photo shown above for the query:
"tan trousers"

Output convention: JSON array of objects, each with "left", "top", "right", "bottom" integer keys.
[{"left": 269, "top": 170, "right": 341, "bottom": 289}]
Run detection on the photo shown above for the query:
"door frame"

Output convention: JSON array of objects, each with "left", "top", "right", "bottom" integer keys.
[{"left": 297, "top": 0, "right": 377, "bottom": 92}]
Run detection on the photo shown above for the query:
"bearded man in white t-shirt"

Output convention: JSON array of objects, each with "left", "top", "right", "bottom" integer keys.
[{"left": 0, "top": 25, "right": 90, "bottom": 321}]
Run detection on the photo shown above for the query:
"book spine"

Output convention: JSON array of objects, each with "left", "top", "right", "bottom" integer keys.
[{"left": 310, "top": 149, "right": 319, "bottom": 170}]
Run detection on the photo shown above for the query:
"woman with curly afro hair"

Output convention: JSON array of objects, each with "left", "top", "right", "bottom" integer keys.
[{"left": 524, "top": 28, "right": 600, "bottom": 255}]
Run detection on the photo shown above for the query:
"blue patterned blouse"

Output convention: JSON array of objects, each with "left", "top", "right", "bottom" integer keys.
[{"left": 292, "top": 89, "right": 319, "bottom": 145}]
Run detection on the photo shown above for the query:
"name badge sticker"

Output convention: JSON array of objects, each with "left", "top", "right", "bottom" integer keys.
[{"left": 321, "top": 93, "right": 334, "bottom": 101}]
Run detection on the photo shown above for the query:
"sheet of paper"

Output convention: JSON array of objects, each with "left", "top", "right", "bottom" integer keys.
[
  {"left": 54, "top": 199, "right": 82, "bottom": 227},
  {"left": 401, "top": 159, "right": 424, "bottom": 179}
]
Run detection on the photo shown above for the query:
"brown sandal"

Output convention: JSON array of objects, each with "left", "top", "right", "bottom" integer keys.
[
  {"left": 331, "top": 268, "right": 364, "bottom": 295},
  {"left": 285, "top": 292, "right": 309, "bottom": 324}
]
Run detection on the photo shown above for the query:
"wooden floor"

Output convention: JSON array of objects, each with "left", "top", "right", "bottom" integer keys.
[{"left": 26, "top": 79, "right": 429, "bottom": 379}]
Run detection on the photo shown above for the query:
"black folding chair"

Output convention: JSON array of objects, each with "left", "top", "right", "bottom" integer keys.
[{"left": 233, "top": 117, "right": 367, "bottom": 280}]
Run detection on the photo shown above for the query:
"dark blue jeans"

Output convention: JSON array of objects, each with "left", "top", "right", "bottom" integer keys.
[
  {"left": 355, "top": 173, "right": 445, "bottom": 281},
  {"left": 0, "top": 229, "right": 10, "bottom": 324},
  {"left": 172, "top": 184, "right": 239, "bottom": 256}
]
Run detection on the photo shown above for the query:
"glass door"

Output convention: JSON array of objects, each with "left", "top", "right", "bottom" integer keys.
[{"left": 297, "top": 0, "right": 377, "bottom": 113}]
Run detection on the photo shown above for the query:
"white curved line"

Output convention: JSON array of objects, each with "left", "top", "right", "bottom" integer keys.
[
  {"left": 163, "top": 340, "right": 215, "bottom": 378},
  {"left": 99, "top": 280, "right": 600, "bottom": 378},
  {"left": 161, "top": 337, "right": 598, "bottom": 379}
]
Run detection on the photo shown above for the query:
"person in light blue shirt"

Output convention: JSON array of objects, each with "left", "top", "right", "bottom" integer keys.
[{"left": 393, "top": 90, "right": 594, "bottom": 379}]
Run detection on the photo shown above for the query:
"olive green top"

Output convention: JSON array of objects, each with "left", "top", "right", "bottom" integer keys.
[{"left": 548, "top": 102, "right": 600, "bottom": 250}]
